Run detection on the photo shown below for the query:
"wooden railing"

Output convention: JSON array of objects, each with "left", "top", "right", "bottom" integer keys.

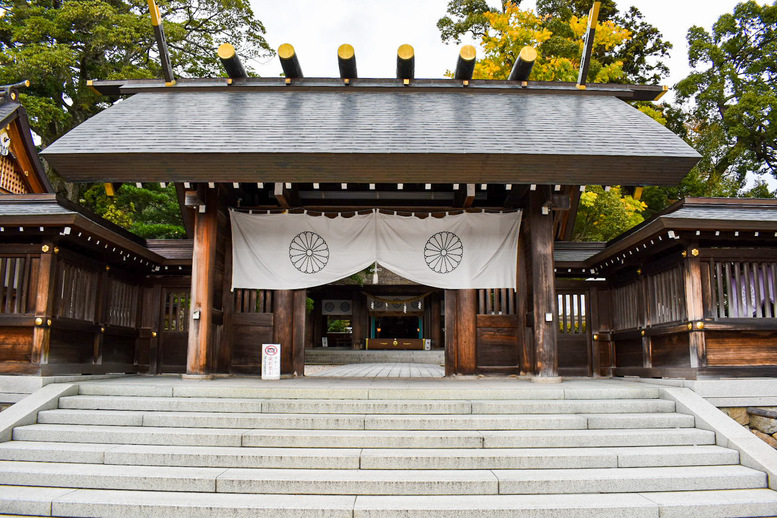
[
  {"left": 610, "top": 281, "right": 642, "bottom": 331},
  {"left": 477, "top": 288, "right": 515, "bottom": 315},
  {"left": 54, "top": 261, "right": 99, "bottom": 321},
  {"left": 646, "top": 265, "right": 686, "bottom": 325},
  {"left": 0, "top": 255, "right": 35, "bottom": 314},
  {"left": 234, "top": 289, "right": 273, "bottom": 314},
  {"left": 107, "top": 278, "right": 140, "bottom": 328},
  {"left": 709, "top": 260, "right": 777, "bottom": 319},
  {"left": 557, "top": 291, "right": 587, "bottom": 334}
]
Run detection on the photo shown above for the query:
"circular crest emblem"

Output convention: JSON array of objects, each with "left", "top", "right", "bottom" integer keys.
[
  {"left": 289, "top": 231, "right": 330, "bottom": 274},
  {"left": 424, "top": 231, "right": 463, "bottom": 274}
]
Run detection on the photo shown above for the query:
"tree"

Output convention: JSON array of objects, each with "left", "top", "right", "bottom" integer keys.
[
  {"left": 675, "top": 1, "right": 777, "bottom": 182},
  {"left": 437, "top": 0, "right": 672, "bottom": 84},
  {"left": 572, "top": 186, "right": 646, "bottom": 241},
  {"left": 0, "top": 0, "right": 272, "bottom": 238},
  {"left": 83, "top": 183, "right": 186, "bottom": 238},
  {"left": 0, "top": 0, "right": 272, "bottom": 147}
]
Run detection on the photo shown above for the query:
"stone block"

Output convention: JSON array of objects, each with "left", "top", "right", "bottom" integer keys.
[
  {"left": 641, "top": 488, "right": 777, "bottom": 518},
  {"left": 720, "top": 407, "right": 750, "bottom": 426},
  {"left": 752, "top": 429, "right": 777, "bottom": 449},
  {"left": 750, "top": 414, "right": 777, "bottom": 435}
]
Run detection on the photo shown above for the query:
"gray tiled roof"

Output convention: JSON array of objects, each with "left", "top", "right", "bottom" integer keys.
[
  {"left": 554, "top": 242, "right": 607, "bottom": 263},
  {"left": 665, "top": 206, "right": 777, "bottom": 222},
  {"left": 42, "top": 89, "right": 700, "bottom": 184},
  {"left": 0, "top": 200, "right": 74, "bottom": 216}
]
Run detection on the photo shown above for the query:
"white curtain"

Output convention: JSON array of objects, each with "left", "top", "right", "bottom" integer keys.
[{"left": 231, "top": 210, "right": 521, "bottom": 290}]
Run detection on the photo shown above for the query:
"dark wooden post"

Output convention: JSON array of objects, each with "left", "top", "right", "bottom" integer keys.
[
  {"left": 292, "top": 289, "right": 306, "bottom": 376},
  {"left": 444, "top": 290, "right": 458, "bottom": 376},
  {"left": 430, "top": 294, "right": 442, "bottom": 349},
  {"left": 31, "top": 243, "right": 56, "bottom": 368},
  {"left": 186, "top": 187, "right": 219, "bottom": 376},
  {"left": 351, "top": 292, "right": 364, "bottom": 349},
  {"left": 217, "top": 229, "right": 234, "bottom": 373},
  {"left": 516, "top": 226, "right": 532, "bottom": 375},
  {"left": 529, "top": 187, "right": 558, "bottom": 378},
  {"left": 684, "top": 244, "right": 707, "bottom": 368},
  {"left": 639, "top": 274, "right": 652, "bottom": 368},
  {"left": 456, "top": 289, "right": 478, "bottom": 375},
  {"left": 273, "top": 290, "right": 294, "bottom": 375}
]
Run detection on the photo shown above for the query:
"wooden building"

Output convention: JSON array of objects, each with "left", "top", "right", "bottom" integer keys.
[{"left": 7, "top": 63, "right": 775, "bottom": 381}]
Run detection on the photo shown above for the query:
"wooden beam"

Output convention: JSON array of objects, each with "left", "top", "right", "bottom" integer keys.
[
  {"left": 6, "top": 121, "right": 44, "bottom": 193},
  {"left": 577, "top": 1, "right": 601, "bottom": 88},
  {"left": 456, "top": 289, "right": 478, "bottom": 375},
  {"left": 274, "top": 182, "right": 289, "bottom": 208},
  {"left": 292, "top": 289, "right": 307, "bottom": 376},
  {"left": 175, "top": 183, "right": 195, "bottom": 238},
  {"left": 186, "top": 187, "right": 219, "bottom": 375},
  {"left": 444, "top": 290, "right": 457, "bottom": 376},
  {"left": 273, "top": 290, "right": 294, "bottom": 374},
  {"left": 146, "top": 0, "right": 175, "bottom": 85},
  {"left": 684, "top": 244, "right": 707, "bottom": 368},
  {"left": 457, "top": 183, "right": 476, "bottom": 208},
  {"left": 338, "top": 44, "right": 357, "bottom": 79},
  {"left": 505, "top": 184, "right": 530, "bottom": 209},
  {"left": 529, "top": 187, "right": 558, "bottom": 378},
  {"left": 278, "top": 43, "right": 303, "bottom": 79},
  {"left": 508, "top": 46, "right": 537, "bottom": 82},
  {"left": 561, "top": 187, "right": 582, "bottom": 241},
  {"left": 218, "top": 43, "right": 247, "bottom": 79},
  {"left": 397, "top": 44, "right": 415, "bottom": 80},
  {"left": 454, "top": 45, "right": 476, "bottom": 80},
  {"left": 31, "top": 242, "right": 56, "bottom": 366}
]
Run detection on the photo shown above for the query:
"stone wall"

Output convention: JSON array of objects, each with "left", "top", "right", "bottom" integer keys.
[{"left": 721, "top": 407, "right": 777, "bottom": 449}]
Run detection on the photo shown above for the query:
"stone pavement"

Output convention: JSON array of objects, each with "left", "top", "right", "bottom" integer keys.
[{"left": 306, "top": 363, "right": 444, "bottom": 378}]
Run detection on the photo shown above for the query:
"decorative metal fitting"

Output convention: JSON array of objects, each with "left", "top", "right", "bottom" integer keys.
[
  {"left": 152, "top": 331, "right": 158, "bottom": 338},
  {"left": 687, "top": 322, "right": 693, "bottom": 330},
  {"left": 46, "top": 319, "right": 51, "bottom": 326},
  {"left": 681, "top": 251, "right": 687, "bottom": 258},
  {"left": 696, "top": 321, "right": 705, "bottom": 330},
  {"left": 100, "top": 327, "right": 105, "bottom": 333},
  {"left": 105, "top": 265, "right": 111, "bottom": 271},
  {"left": 41, "top": 245, "right": 50, "bottom": 253},
  {"left": 640, "top": 330, "right": 645, "bottom": 336},
  {"left": 53, "top": 247, "right": 59, "bottom": 254},
  {"left": 636, "top": 269, "right": 642, "bottom": 275},
  {"left": 34, "top": 317, "right": 43, "bottom": 326},
  {"left": 593, "top": 334, "right": 599, "bottom": 341},
  {"left": 691, "top": 248, "right": 699, "bottom": 257}
]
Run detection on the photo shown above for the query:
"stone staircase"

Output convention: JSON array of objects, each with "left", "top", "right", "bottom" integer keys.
[{"left": 1, "top": 379, "right": 777, "bottom": 517}]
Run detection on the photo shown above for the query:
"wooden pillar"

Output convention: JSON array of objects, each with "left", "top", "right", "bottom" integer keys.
[
  {"left": 529, "top": 187, "right": 558, "bottom": 378},
  {"left": 292, "top": 289, "right": 306, "bottom": 376},
  {"left": 684, "top": 244, "right": 706, "bottom": 368},
  {"left": 351, "top": 292, "right": 365, "bottom": 349},
  {"left": 273, "top": 290, "right": 294, "bottom": 374},
  {"left": 217, "top": 229, "right": 234, "bottom": 373},
  {"left": 430, "top": 293, "right": 442, "bottom": 349},
  {"left": 639, "top": 275, "right": 652, "bottom": 368},
  {"left": 456, "top": 289, "right": 478, "bottom": 375},
  {"left": 31, "top": 243, "right": 57, "bottom": 368},
  {"left": 186, "top": 188, "right": 219, "bottom": 376},
  {"left": 516, "top": 225, "right": 532, "bottom": 375},
  {"left": 444, "top": 290, "right": 458, "bottom": 376}
]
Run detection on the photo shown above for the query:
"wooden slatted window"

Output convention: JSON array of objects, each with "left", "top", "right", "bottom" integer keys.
[
  {"left": 476, "top": 288, "right": 516, "bottom": 315},
  {"left": 0, "top": 155, "right": 28, "bottom": 194},
  {"left": 54, "top": 262, "right": 99, "bottom": 321},
  {"left": 557, "top": 291, "right": 587, "bottom": 334},
  {"left": 107, "top": 278, "right": 140, "bottom": 328},
  {"left": 0, "top": 256, "right": 33, "bottom": 314},
  {"left": 610, "top": 281, "right": 642, "bottom": 331},
  {"left": 710, "top": 261, "right": 777, "bottom": 319},
  {"left": 647, "top": 266, "right": 686, "bottom": 325},
  {"left": 163, "top": 291, "right": 190, "bottom": 332},
  {"left": 234, "top": 289, "right": 273, "bottom": 313}
]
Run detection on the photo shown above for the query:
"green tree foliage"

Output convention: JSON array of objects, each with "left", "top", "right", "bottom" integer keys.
[
  {"left": 572, "top": 186, "right": 646, "bottom": 242},
  {"left": 83, "top": 183, "right": 186, "bottom": 238},
  {"left": 0, "top": 0, "right": 271, "bottom": 238},
  {"left": 675, "top": 1, "right": 777, "bottom": 184},
  {"left": 437, "top": 0, "right": 671, "bottom": 84}
]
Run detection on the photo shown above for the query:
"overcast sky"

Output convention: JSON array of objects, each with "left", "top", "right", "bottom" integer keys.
[{"left": 247, "top": 0, "right": 746, "bottom": 96}]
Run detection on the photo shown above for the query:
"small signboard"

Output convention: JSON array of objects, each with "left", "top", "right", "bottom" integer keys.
[
  {"left": 262, "top": 343, "right": 281, "bottom": 380},
  {"left": 424, "top": 339, "right": 432, "bottom": 351},
  {"left": 322, "top": 337, "right": 329, "bottom": 348}
]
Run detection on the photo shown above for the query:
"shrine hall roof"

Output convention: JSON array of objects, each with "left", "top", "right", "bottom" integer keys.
[{"left": 42, "top": 79, "right": 700, "bottom": 185}]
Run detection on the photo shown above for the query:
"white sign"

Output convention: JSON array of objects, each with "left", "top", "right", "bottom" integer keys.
[
  {"left": 321, "top": 337, "right": 329, "bottom": 348},
  {"left": 424, "top": 339, "right": 431, "bottom": 351},
  {"left": 262, "top": 343, "right": 281, "bottom": 380}
]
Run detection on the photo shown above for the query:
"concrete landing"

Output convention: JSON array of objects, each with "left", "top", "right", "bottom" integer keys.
[{"left": 307, "top": 363, "right": 444, "bottom": 378}]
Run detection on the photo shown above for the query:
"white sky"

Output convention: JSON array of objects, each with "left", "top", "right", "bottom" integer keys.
[{"left": 247, "top": 0, "right": 746, "bottom": 92}]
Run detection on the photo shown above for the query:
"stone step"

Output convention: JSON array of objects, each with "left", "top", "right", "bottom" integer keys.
[
  {"left": 0, "top": 462, "right": 764, "bottom": 495},
  {"left": 470, "top": 399, "right": 675, "bottom": 414},
  {"left": 13, "top": 424, "right": 716, "bottom": 449},
  {"left": 3, "top": 485, "right": 777, "bottom": 518},
  {"left": 35, "top": 409, "right": 695, "bottom": 430},
  {"left": 14, "top": 424, "right": 484, "bottom": 449},
  {"left": 59, "top": 395, "right": 266, "bottom": 413},
  {"left": 0, "top": 442, "right": 740, "bottom": 470},
  {"left": 77, "top": 381, "right": 661, "bottom": 401}
]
